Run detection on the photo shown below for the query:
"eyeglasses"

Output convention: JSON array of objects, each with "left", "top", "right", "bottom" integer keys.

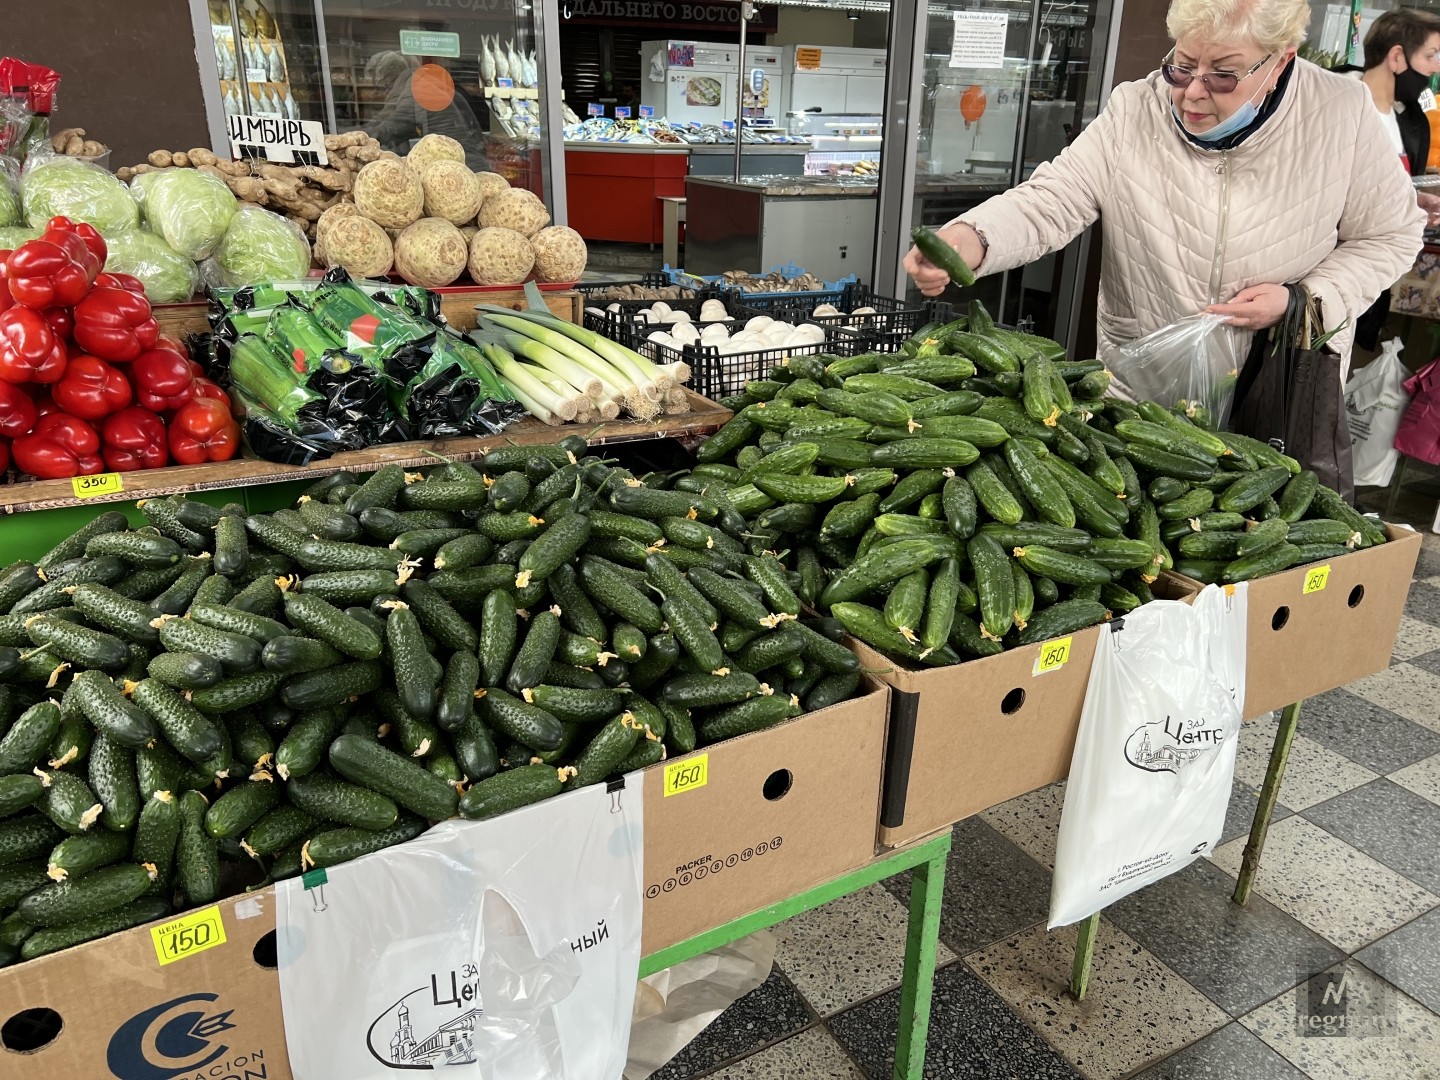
[{"left": 1161, "top": 50, "right": 1273, "bottom": 94}]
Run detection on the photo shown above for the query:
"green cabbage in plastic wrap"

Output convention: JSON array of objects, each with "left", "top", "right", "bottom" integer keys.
[
  {"left": 0, "top": 225, "right": 40, "bottom": 250},
  {"left": 0, "top": 159, "right": 19, "bottom": 228},
  {"left": 206, "top": 205, "right": 312, "bottom": 288},
  {"left": 22, "top": 156, "right": 138, "bottom": 233},
  {"left": 139, "top": 168, "right": 237, "bottom": 260},
  {"left": 103, "top": 229, "right": 199, "bottom": 304}
]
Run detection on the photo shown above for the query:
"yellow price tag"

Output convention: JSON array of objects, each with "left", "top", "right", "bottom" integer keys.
[
  {"left": 663, "top": 753, "right": 708, "bottom": 797},
  {"left": 151, "top": 905, "right": 226, "bottom": 966},
  {"left": 1302, "top": 565, "right": 1332, "bottom": 595},
  {"left": 1032, "top": 636, "right": 1073, "bottom": 676},
  {"left": 71, "top": 472, "right": 124, "bottom": 500}
]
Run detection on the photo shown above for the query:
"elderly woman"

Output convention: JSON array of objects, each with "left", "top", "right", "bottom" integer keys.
[{"left": 904, "top": 0, "right": 1424, "bottom": 382}]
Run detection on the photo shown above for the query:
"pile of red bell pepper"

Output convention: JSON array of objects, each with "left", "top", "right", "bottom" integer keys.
[{"left": 0, "top": 216, "right": 240, "bottom": 479}]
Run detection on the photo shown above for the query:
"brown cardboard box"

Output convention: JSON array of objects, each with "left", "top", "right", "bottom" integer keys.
[
  {"left": 1, "top": 684, "right": 890, "bottom": 1074},
  {"left": 0, "top": 889, "right": 291, "bottom": 1080},
  {"left": 873, "top": 575, "right": 1199, "bottom": 850},
  {"left": 639, "top": 679, "right": 890, "bottom": 955},
  {"left": 1231, "top": 524, "right": 1422, "bottom": 719}
]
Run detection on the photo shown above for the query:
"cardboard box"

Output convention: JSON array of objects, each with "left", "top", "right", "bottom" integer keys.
[
  {"left": 1230, "top": 524, "right": 1422, "bottom": 719},
  {"left": 1, "top": 685, "right": 890, "bottom": 1074},
  {"left": 873, "top": 575, "right": 1199, "bottom": 850},
  {"left": 0, "top": 889, "right": 291, "bottom": 1080},
  {"left": 639, "top": 679, "right": 890, "bottom": 954}
]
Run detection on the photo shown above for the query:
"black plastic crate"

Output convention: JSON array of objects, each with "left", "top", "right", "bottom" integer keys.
[
  {"left": 576, "top": 271, "right": 675, "bottom": 294},
  {"left": 581, "top": 291, "right": 738, "bottom": 346},
  {"left": 732, "top": 284, "right": 954, "bottom": 353},
  {"left": 650, "top": 338, "right": 838, "bottom": 401}
]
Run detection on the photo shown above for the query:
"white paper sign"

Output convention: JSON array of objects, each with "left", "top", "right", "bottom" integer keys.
[
  {"left": 227, "top": 113, "right": 329, "bottom": 165},
  {"left": 950, "top": 11, "right": 1008, "bottom": 70}
]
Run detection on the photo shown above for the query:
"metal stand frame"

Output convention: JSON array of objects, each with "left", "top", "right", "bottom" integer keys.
[
  {"left": 640, "top": 831, "right": 953, "bottom": 1080},
  {"left": 1068, "top": 700, "right": 1304, "bottom": 998}
]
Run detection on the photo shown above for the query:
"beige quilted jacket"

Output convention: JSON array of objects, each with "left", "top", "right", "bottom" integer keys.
[{"left": 953, "top": 59, "right": 1425, "bottom": 380}]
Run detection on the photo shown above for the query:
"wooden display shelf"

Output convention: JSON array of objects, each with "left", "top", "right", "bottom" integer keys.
[
  {"left": 0, "top": 392, "right": 730, "bottom": 515},
  {"left": 152, "top": 286, "right": 582, "bottom": 339}
]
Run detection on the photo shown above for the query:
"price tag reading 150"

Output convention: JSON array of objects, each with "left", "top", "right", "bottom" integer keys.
[
  {"left": 664, "top": 753, "right": 708, "bottom": 797},
  {"left": 1303, "top": 565, "right": 1331, "bottom": 595},
  {"left": 1032, "top": 636, "right": 1073, "bottom": 676},
  {"left": 151, "top": 905, "right": 227, "bottom": 966}
]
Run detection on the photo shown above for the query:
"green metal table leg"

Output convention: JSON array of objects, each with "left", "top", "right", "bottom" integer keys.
[
  {"left": 1233, "top": 700, "right": 1303, "bottom": 907},
  {"left": 1068, "top": 912, "right": 1100, "bottom": 1001},
  {"left": 893, "top": 846, "right": 947, "bottom": 1080}
]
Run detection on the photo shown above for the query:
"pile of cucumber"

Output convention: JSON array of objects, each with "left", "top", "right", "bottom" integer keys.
[
  {"left": 0, "top": 435, "right": 865, "bottom": 966},
  {"left": 686, "top": 301, "right": 1386, "bottom": 665}
]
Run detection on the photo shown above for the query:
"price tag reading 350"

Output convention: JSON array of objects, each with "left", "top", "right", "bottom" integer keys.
[
  {"left": 151, "top": 905, "right": 226, "bottom": 966},
  {"left": 1303, "top": 565, "right": 1332, "bottom": 595},
  {"left": 71, "top": 472, "right": 124, "bottom": 499},
  {"left": 663, "top": 753, "right": 708, "bottom": 797},
  {"left": 1033, "top": 636, "right": 1073, "bottom": 676}
]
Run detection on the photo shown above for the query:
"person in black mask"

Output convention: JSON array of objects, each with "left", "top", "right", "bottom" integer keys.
[{"left": 1341, "top": 9, "right": 1440, "bottom": 349}]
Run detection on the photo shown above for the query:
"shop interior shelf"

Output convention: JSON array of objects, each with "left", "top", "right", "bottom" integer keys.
[{"left": 0, "top": 391, "right": 731, "bottom": 516}]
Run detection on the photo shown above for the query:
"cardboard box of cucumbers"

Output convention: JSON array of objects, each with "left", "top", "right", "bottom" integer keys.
[{"left": 0, "top": 435, "right": 868, "bottom": 967}]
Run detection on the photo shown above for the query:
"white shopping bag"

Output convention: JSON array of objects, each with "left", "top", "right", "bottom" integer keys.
[
  {"left": 1345, "top": 338, "right": 1411, "bottom": 487},
  {"left": 1048, "top": 585, "right": 1245, "bottom": 928},
  {"left": 275, "top": 781, "right": 644, "bottom": 1080}
]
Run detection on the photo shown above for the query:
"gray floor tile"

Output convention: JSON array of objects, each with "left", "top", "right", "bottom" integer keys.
[
  {"left": 1303, "top": 779, "right": 1440, "bottom": 894},
  {"left": 1408, "top": 647, "right": 1440, "bottom": 679},
  {"left": 883, "top": 819, "right": 1051, "bottom": 957},
  {"left": 649, "top": 967, "right": 815, "bottom": 1080},
  {"left": 1405, "top": 581, "right": 1440, "bottom": 628},
  {"left": 1415, "top": 543, "right": 1440, "bottom": 580},
  {"left": 1133, "top": 1023, "right": 1307, "bottom": 1079},
  {"left": 1346, "top": 662, "right": 1440, "bottom": 734},
  {"left": 1356, "top": 907, "right": 1440, "bottom": 1017},
  {"left": 1105, "top": 859, "right": 1345, "bottom": 1017},
  {"left": 705, "top": 1027, "right": 863, "bottom": 1079},
  {"left": 1233, "top": 713, "right": 1378, "bottom": 812},
  {"left": 1293, "top": 688, "right": 1440, "bottom": 774},
  {"left": 828, "top": 961, "right": 1082, "bottom": 1080},
  {"left": 1222, "top": 778, "right": 1293, "bottom": 845},
  {"left": 1241, "top": 959, "right": 1440, "bottom": 1079},
  {"left": 1390, "top": 617, "right": 1440, "bottom": 664},
  {"left": 978, "top": 782, "right": 1066, "bottom": 871},
  {"left": 1393, "top": 753, "right": 1440, "bottom": 806},
  {"left": 774, "top": 884, "right": 956, "bottom": 1017}
]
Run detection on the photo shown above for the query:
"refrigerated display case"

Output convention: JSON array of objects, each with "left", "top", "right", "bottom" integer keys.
[
  {"left": 640, "top": 40, "right": 787, "bottom": 126},
  {"left": 199, "top": 0, "right": 566, "bottom": 211}
]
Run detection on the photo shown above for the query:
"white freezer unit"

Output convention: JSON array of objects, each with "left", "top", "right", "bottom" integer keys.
[
  {"left": 641, "top": 40, "right": 787, "bottom": 127},
  {"left": 783, "top": 45, "right": 887, "bottom": 116}
]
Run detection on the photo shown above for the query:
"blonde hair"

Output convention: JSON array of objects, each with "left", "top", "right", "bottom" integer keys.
[{"left": 1166, "top": 0, "right": 1312, "bottom": 52}]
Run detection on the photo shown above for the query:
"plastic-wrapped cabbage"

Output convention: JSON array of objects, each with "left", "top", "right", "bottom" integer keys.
[
  {"left": 22, "top": 156, "right": 139, "bottom": 233},
  {"left": 0, "top": 158, "right": 19, "bottom": 228},
  {"left": 208, "top": 205, "right": 312, "bottom": 287},
  {"left": 139, "top": 168, "right": 237, "bottom": 259},
  {"left": 103, "top": 229, "right": 200, "bottom": 304},
  {"left": 0, "top": 225, "right": 40, "bottom": 249}
]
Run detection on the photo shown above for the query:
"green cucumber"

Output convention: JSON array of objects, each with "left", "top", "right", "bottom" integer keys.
[
  {"left": 18, "top": 862, "right": 158, "bottom": 927},
  {"left": 1014, "top": 599, "right": 1109, "bottom": 645},
  {"left": 459, "top": 763, "right": 571, "bottom": 819},
  {"left": 570, "top": 711, "right": 645, "bottom": 786},
  {"left": 131, "top": 679, "right": 224, "bottom": 762},
  {"left": 328, "top": 735, "right": 459, "bottom": 820},
  {"left": 176, "top": 790, "right": 220, "bottom": 904},
  {"left": 301, "top": 814, "right": 427, "bottom": 870},
  {"left": 280, "top": 660, "right": 383, "bottom": 710},
  {"left": 288, "top": 773, "right": 399, "bottom": 831},
  {"left": 281, "top": 590, "right": 382, "bottom": 659},
  {"left": 969, "top": 533, "right": 1016, "bottom": 641}
]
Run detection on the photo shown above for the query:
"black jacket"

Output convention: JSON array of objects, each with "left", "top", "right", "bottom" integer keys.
[{"left": 1334, "top": 65, "right": 1429, "bottom": 176}]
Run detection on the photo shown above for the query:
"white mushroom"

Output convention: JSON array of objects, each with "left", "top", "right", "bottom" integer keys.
[
  {"left": 669, "top": 310, "right": 692, "bottom": 324},
  {"left": 745, "top": 315, "right": 774, "bottom": 333},
  {"left": 651, "top": 301, "right": 672, "bottom": 320},
  {"left": 700, "top": 322, "right": 731, "bottom": 344},
  {"left": 812, "top": 303, "right": 841, "bottom": 317},
  {"left": 671, "top": 321, "right": 701, "bottom": 345},
  {"left": 700, "top": 299, "right": 728, "bottom": 322}
]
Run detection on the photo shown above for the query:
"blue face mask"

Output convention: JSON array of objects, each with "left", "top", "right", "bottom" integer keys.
[{"left": 1174, "top": 54, "right": 1280, "bottom": 143}]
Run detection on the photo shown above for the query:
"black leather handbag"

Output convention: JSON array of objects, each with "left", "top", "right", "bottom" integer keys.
[{"left": 1230, "top": 283, "right": 1355, "bottom": 503}]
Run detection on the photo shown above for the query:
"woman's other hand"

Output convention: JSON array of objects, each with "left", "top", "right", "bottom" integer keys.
[
  {"left": 904, "top": 223, "right": 984, "bottom": 296},
  {"left": 1206, "top": 283, "right": 1291, "bottom": 330},
  {"left": 1418, "top": 191, "right": 1440, "bottom": 227}
]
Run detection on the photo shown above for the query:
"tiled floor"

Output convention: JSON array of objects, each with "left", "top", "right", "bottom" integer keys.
[{"left": 646, "top": 528, "right": 1440, "bottom": 1080}]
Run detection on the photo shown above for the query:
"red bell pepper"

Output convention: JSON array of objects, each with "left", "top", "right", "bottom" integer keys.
[
  {"left": 32, "top": 393, "right": 58, "bottom": 420},
  {"left": 0, "top": 438, "right": 10, "bottom": 474},
  {"left": 52, "top": 355, "right": 132, "bottom": 421},
  {"left": 72, "top": 286, "right": 158, "bottom": 363},
  {"left": 152, "top": 335, "right": 190, "bottom": 358},
  {"left": 0, "top": 380, "right": 35, "bottom": 439},
  {"left": 131, "top": 348, "right": 195, "bottom": 413},
  {"left": 45, "top": 217, "right": 106, "bottom": 275},
  {"left": 95, "top": 272, "right": 146, "bottom": 295},
  {"left": 6, "top": 238, "right": 92, "bottom": 310},
  {"left": 12, "top": 412, "right": 103, "bottom": 479},
  {"left": 168, "top": 396, "right": 240, "bottom": 464},
  {"left": 101, "top": 407, "right": 168, "bottom": 472},
  {"left": 0, "top": 253, "right": 13, "bottom": 314},
  {"left": 190, "top": 377, "right": 229, "bottom": 405},
  {"left": 0, "top": 307, "right": 67, "bottom": 383},
  {"left": 42, "top": 307, "right": 73, "bottom": 342}
]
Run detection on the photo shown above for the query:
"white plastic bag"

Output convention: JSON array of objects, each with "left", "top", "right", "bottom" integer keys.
[
  {"left": 275, "top": 782, "right": 644, "bottom": 1079},
  {"left": 1345, "top": 337, "right": 1410, "bottom": 487},
  {"left": 1107, "top": 314, "right": 1241, "bottom": 430},
  {"left": 1049, "top": 585, "right": 1246, "bottom": 928}
]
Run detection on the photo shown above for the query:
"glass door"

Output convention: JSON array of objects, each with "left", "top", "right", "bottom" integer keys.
[{"left": 876, "top": 0, "right": 1117, "bottom": 339}]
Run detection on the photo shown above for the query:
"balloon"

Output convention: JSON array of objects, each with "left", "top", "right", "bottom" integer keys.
[{"left": 961, "top": 85, "right": 988, "bottom": 126}]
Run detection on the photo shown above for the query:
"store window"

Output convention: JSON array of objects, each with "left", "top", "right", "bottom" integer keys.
[{"left": 202, "top": 0, "right": 560, "bottom": 202}]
